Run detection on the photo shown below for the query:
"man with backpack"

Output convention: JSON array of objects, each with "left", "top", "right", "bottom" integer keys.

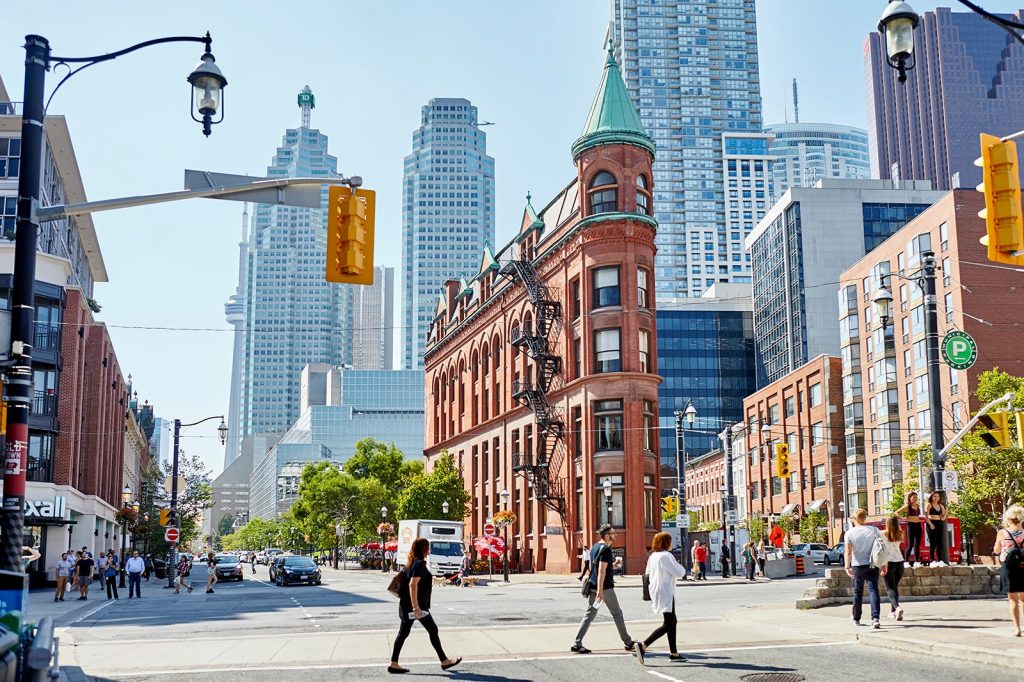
[{"left": 570, "top": 524, "right": 643, "bottom": 662}]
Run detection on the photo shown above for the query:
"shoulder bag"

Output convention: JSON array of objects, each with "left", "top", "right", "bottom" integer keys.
[
  {"left": 869, "top": 531, "right": 887, "bottom": 569},
  {"left": 641, "top": 573, "right": 651, "bottom": 601},
  {"left": 388, "top": 565, "right": 410, "bottom": 599},
  {"left": 581, "top": 546, "right": 599, "bottom": 597}
]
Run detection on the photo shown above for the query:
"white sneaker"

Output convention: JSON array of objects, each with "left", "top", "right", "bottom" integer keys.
[
  {"left": 936, "top": 561, "right": 948, "bottom": 567},
  {"left": 929, "top": 561, "right": 939, "bottom": 568},
  {"left": 872, "top": 620, "right": 881, "bottom": 629},
  {"left": 895, "top": 607, "right": 904, "bottom": 621},
  {"left": 903, "top": 562, "right": 912, "bottom": 568}
]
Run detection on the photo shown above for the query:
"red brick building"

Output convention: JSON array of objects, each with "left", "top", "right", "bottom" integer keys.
[
  {"left": 743, "top": 355, "right": 846, "bottom": 544},
  {"left": 683, "top": 449, "right": 727, "bottom": 526},
  {"left": 423, "top": 48, "right": 661, "bottom": 574},
  {"left": 838, "top": 189, "right": 1024, "bottom": 522}
]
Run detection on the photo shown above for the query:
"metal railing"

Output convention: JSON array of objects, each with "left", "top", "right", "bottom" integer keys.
[{"left": 34, "top": 323, "right": 60, "bottom": 352}]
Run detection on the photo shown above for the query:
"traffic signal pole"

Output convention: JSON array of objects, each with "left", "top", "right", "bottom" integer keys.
[
  {"left": 921, "top": 251, "right": 950, "bottom": 563},
  {"left": 166, "top": 419, "right": 181, "bottom": 589}
]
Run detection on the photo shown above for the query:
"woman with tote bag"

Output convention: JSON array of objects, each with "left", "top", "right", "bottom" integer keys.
[{"left": 637, "top": 532, "right": 687, "bottom": 664}]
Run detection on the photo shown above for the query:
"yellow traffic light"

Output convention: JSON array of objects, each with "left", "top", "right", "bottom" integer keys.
[
  {"left": 978, "top": 411, "right": 1011, "bottom": 449},
  {"left": 159, "top": 509, "right": 171, "bottom": 527},
  {"left": 1016, "top": 413, "right": 1024, "bottom": 450},
  {"left": 0, "top": 401, "right": 6, "bottom": 435},
  {"left": 976, "top": 133, "right": 1024, "bottom": 266},
  {"left": 661, "top": 496, "right": 678, "bottom": 517},
  {"left": 326, "top": 186, "right": 376, "bottom": 285},
  {"left": 774, "top": 443, "right": 790, "bottom": 477}
]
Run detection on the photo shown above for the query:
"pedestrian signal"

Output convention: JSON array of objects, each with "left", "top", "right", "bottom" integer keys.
[
  {"left": 978, "top": 412, "right": 1011, "bottom": 449},
  {"left": 159, "top": 509, "right": 171, "bottom": 526},
  {"left": 976, "top": 133, "right": 1024, "bottom": 266},
  {"left": 326, "top": 186, "right": 376, "bottom": 285},
  {"left": 774, "top": 443, "right": 790, "bottom": 477}
]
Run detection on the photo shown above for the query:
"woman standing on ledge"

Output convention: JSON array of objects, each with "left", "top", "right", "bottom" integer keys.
[
  {"left": 896, "top": 492, "right": 924, "bottom": 566},
  {"left": 925, "top": 491, "right": 949, "bottom": 566}
]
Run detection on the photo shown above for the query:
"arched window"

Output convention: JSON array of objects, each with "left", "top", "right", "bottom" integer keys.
[
  {"left": 636, "top": 175, "right": 651, "bottom": 215},
  {"left": 588, "top": 171, "right": 617, "bottom": 215}
]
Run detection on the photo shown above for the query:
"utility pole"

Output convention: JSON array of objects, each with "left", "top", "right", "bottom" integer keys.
[{"left": 720, "top": 428, "right": 736, "bottom": 575}]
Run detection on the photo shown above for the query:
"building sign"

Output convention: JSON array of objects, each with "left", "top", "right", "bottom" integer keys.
[
  {"left": 24, "top": 495, "right": 67, "bottom": 520},
  {"left": 941, "top": 331, "right": 978, "bottom": 370}
]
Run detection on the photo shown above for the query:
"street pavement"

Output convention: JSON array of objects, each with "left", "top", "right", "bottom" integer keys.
[{"left": 32, "top": 562, "right": 1024, "bottom": 680}]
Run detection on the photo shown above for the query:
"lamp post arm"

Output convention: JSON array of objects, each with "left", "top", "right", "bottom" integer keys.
[
  {"left": 45, "top": 35, "right": 212, "bottom": 113},
  {"left": 179, "top": 415, "right": 225, "bottom": 429}
]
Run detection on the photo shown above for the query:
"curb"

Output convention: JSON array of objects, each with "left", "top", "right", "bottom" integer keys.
[{"left": 856, "top": 630, "right": 1024, "bottom": 668}]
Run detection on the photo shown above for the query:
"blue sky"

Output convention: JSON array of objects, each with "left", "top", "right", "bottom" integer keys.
[{"left": 2, "top": 1, "right": 1016, "bottom": 476}]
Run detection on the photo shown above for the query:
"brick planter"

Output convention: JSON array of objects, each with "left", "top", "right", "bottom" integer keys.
[{"left": 796, "top": 566, "right": 1001, "bottom": 609}]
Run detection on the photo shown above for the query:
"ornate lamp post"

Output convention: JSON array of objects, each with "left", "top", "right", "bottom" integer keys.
[
  {"left": 442, "top": 500, "right": 450, "bottom": 518},
  {"left": 878, "top": 1, "right": 920, "bottom": 83},
  {"left": 380, "top": 506, "right": 389, "bottom": 573},
  {"left": 673, "top": 402, "right": 696, "bottom": 567},
  {"left": 499, "top": 489, "right": 510, "bottom": 583},
  {"left": 119, "top": 486, "right": 132, "bottom": 588}
]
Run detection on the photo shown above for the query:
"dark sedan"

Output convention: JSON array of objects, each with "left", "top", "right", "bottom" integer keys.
[
  {"left": 213, "top": 554, "right": 244, "bottom": 582},
  {"left": 274, "top": 556, "right": 321, "bottom": 586}
]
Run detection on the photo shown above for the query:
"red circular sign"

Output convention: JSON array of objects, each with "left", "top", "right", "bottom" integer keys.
[
  {"left": 484, "top": 522, "right": 496, "bottom": 537},
  {"left": 165, "top": 527, "right": 180, "bottom": 543}
]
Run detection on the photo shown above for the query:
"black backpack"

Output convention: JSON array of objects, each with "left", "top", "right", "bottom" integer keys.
[{"left": 1005, "top": 532, "right": 1024, "bottom": 575}]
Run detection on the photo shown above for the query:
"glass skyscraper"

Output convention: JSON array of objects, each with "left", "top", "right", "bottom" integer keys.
[
  {"left": 764, "top": 123, "right": 870, "bottom": 197},
  {"left": 402, "top": 98, "right": 495, "bottom": 368},
  {"left": 613, "top": 0, "right": 763, "bottom": 300},
  {"left": 236, "top": 87, "right": 351, "bottom": 441}
]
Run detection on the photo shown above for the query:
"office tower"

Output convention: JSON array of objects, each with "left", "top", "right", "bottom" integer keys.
[
  {"left": 765, "top": 123, "right": 870, "bottom": 196},
  {"left": 237, "top": 86, "right": 349, "bottom": 440},
  {"left": 402, "top": 98, "right": 495, "bottom": 368},
  {"left": 748, "top": 179, "right": 943, "bottom": 387},
  {"left": 865, "top": 7, "right": 1024, "bottom": 191},
  {"left": 613, "top": 0, "right": 764, "bottom": 299},
  {"left": 352, "top": 265, "right": 394, "bottom": 370},
  {"left": 223, "top": 204, "right": 249, "bottom": 468}
]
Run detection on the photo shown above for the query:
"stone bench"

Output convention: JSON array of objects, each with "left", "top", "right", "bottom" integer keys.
[{"left": 796, "top": 565, "right": 1001, "bottom": 609}]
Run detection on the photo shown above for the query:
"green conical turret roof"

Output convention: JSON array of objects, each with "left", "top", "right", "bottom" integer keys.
[{"left": 571, "top": 43, "right": 655, "bottom": 161}]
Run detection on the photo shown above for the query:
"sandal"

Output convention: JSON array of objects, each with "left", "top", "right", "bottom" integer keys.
[{"left": 441, "top": 657, "right": 462, "bottom": 671}]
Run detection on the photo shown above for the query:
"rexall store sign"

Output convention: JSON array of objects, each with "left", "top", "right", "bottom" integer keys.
[{"left": 24, "top": 496, "right": 67, "bottom": 520}]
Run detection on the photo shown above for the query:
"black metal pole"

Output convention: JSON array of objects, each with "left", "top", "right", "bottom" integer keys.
[
  {"left": 723, "top": 428, "right": 736, "bottom": 577},
  {"left": 502, "top": 525, "right": 509, "bottom": 583},
  {"left": 166, "top": 419, "right": 181, "bottom": 588},
  {"left": 1, "top": 35, "right": 49, "bottom": 575},
  {"left": 334, "top": 534, "right": 339, "bottom": 571},
  {"left": 380, "top": 528, "right": 387, "bottom": 572},
  {"left": 922, "top": 251, "right": 948, "bottom": 563},
  {"left": 674, "top": 411, "right": 689, "bottom": 571},
  {"left": 119, "top": 515, "right": 127, "bottom": 587}
]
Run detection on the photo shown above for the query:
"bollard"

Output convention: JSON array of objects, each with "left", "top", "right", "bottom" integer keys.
[
  {"left": 27, "top": 616, "right": 54, "bottom": 681},
  {"left": 795, "top": 555, "right": 805, "bottom": 575}
]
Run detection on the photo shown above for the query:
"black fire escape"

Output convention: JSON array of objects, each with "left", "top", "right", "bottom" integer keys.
[{"left": 500, "top": 257, "right": 566, "bottom": 516}]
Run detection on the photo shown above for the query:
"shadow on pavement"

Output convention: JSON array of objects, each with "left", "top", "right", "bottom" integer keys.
[{"left": 447, "top": 673, "right": 535, "bottom": 682}]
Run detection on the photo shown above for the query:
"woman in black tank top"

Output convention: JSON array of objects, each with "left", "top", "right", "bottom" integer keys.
[
  {"left": 925, "top": 491, "right": 948, "bottom": 565},
  {"left": 897, "top": 492, "right": 924, "bottom": 564}
]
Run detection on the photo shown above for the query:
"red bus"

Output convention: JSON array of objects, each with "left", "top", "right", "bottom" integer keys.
[{"left": 865, "top": 517, "right": 962, "bottom": 564}]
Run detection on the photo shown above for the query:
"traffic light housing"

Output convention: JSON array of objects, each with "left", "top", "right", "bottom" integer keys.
[
  {"left": 978, "top": 411, "right": 1011, "bottom": 449},
  {"left": 326, "top": 186, "right": 376, "bottom": 285},
  {"left": 661, "top": 496, "right": 678, "bottom": 517},
  {"left": 774, "top": 443, "right": 790, "bottom": 477},
  {"left": 159, "top": 509, "right": 171, "bottom": 527},
  {"left": 976, "top": 133, "right": 1024, "bottom": 266}
]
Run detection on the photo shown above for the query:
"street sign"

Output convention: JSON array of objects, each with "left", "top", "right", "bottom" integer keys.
[
  {"left": 164, "top": 527, "right": 180, "bottom": 543},
  {"left": 724, "top": 510, "right": 738, "bottom": 525},
  {"left": 483, "top": 522, "right": 497, "bottom": 537},
  {"left": 941, "top": 331, "right": 978, "bottom": 370},
  {"left": 934, "top": 469, "right": 960, "bottom": 492},
  {"left": 676, "top": 514, "right": 691, "bottom": 529}
]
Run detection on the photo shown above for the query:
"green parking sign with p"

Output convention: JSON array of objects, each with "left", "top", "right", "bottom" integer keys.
[{"left": 941, "top": 331, "right": 977, "bottom": 370}]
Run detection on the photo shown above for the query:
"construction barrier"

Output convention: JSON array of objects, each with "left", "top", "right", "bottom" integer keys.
[{"left": 794, "top": 555, "right": 805, "bottom": 575}]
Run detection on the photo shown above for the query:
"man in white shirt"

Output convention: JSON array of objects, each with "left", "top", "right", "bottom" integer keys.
[
  {"left": 126, "top": 550, "right": 146, "bottom": 599},
  {"left": 95, "top": 552, "right": 108, "bottom": 585},
  {"left": 844, "top": 508, "right": 888, "bottom": 629}
]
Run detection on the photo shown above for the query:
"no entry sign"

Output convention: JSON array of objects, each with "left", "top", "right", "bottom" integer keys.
[
  {"left": 484, "top": 522, "right": 497, "bottom": 537},
  {"left": 164, "top": 527, "right": 180, "bottom": 543}
]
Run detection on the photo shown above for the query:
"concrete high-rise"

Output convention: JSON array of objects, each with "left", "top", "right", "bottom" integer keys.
[
  {"left": 352, "top": 265, "right": 394, "bottom": 370},
  {"left": 613, "top": 0, "right": 764, "bottom": 299},
  {"left": 865, "top": 7, "right": 1024, "bottom": 191},
  {"left": 765, "top": 123, "right": 870, "bottom": 196},
  {"left": 235, "top": 86, "right": 350, "bottom": 442},
  {"left": 402, "top": 98, "right": 495, "bottom": 369}
]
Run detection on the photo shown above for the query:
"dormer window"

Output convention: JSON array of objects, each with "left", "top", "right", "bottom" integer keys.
[
  {"left": 636, "top": 175, "right": 651, "bottom": 215},
  {"left": 588, "top": 171, "right": 617, "bottom": 215}
]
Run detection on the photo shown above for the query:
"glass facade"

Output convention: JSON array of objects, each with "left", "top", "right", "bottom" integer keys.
[
  {"left": 402, "top": 98, "right": 495, "bottom": 368},
  {"left": 656, "top": 306, "right": 755, "bottom": 492},
  {"left": 613, "top": 0, "right": 763, "bottom": 300},
  {"left": 764, "top": 123, "right": 870, "bottom": 196},
  {"left": 862, "top": 203, "right": 931, "bottom": 253}
]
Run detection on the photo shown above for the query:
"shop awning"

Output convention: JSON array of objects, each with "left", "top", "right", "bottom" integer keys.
[
  {"left": 780, "top": 503, "right": 800, "bottom": 516},
  {"left": 807, "top": 499, "right": 828, "bottom": 512}
]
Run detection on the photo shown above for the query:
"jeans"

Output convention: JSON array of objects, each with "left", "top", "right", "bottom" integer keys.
[
  {"left": 128, "top": 572, "right": 142, "bottom": 598},
  {"left": 105, "top": 575, "right": 119, "bottom": 599},
  {"left": 643, "top": 600, "right": 677, "bottom": 654},
  {"left": 391, "top": 613, "right": 447, "bottom": 663},
  {"left": 852, "top": 565, "right": 881, "bottom": 622},
  {"left": 884, "top": 561, "right": 903, "bottom": 610},
  {"left": 574, "top": 587, "right": 632, "bottom": 647},
  {"left": 745, "top": 560, "right": 755, "bottom": 581},
  {"left": 698, "top": 561, "right": 708, "bottom": 580}
]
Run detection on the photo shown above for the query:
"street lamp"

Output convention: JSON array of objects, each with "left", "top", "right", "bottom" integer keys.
[
  {"left": 119, "top": 485, "right": 132, "bottom": 588},
  {"left": 380, "top": 506, "right": 389, "bottom": 573},
  {"left": 878, "top": 1, "right": 920, "bottom": 83},
  {"left": 442, "top": 500, "right": 450, "bottom": 518},
  {"left": 673, "top": 402, "right": 697, "bottom": 568},
  {"left": 500, "top": 488, "right": 510, "bottom": 583},
  {"left": 602, "top": 478, "right": 613, "bottom": 526},
  {"left": 873, "top": 261, "right": 947, "bottom": 562},
  {"left": 165, "top": 416, "right": 228, "bottom": 589},
  {"left": 334, "top": 523, "right": 345, "bottom": 571},
  {"left": 3, "top": 32, "right": 227, "bottom": 576},
  {"left": 187, "top": 41, "right": 228, "bottom": 137}
]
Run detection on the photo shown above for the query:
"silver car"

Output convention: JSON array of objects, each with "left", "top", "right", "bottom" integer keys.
[
  {"left": 822, "top": 543, "right": 845, "bottom": 566},
  {"left": 791, "top": 543, "right": 831, "bottom": 564}
]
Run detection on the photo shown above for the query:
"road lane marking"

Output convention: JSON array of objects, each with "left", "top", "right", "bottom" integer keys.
[
  {"left": 647, "top": 672, "right": 683, "bottom": 682},
  {"left": 69, "top": 599, "right": 114, "bottom": 625}
]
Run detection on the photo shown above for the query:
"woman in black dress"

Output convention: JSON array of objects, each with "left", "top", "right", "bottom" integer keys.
[{"left": 388, "top": 538, "right": 461, "bottom": 674}]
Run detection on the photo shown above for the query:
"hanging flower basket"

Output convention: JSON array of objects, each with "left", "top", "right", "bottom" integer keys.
[
  {"left": 376, "top": 522, "right": 395, "bottom": 535},
  {"left": 493, "top": 510, "right": 517, "bottom": 528},
  {"left": 115, "top": 507, "right": 138, "bottom": 527}
]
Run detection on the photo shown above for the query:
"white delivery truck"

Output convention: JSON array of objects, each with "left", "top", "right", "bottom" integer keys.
[{"left": 397, "top": 520, "right": 465, "bottom": 576}]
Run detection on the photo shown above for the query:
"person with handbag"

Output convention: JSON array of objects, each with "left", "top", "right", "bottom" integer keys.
[
  {"left": 741, "top": 542, "right": 756, "bottom": 581},
  {"left": 571, "top": 524, "right": 642, "bottom": 661},
  {"left": 387, "top": 537, "right": 461, "bottom": 674},
  {"left": 103, "top": 551, "right": 119, "bottom": 600},
  {"left": 636, "top": 532, "right": 686, "bottom": 664},
  {"left": 844, "top": 508, "right": 888, "bottom": 629},
  {"left": 993, "top": 504, "right": 1024, "bottom": 637}
]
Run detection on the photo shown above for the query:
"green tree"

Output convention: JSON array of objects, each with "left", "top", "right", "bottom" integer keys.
[
  {"left": 395, "top": 452, "right": 469, "bottom": 522},
  {"left": 170, "top": 452, "right": 213, "bottom": 547},
  {"left": 216, "top": 513, "right": 235, "bottom": 537},
  {"left": 799, "top": 510, "right": 828, "bottom": 543},
  {"left": 343, "top": 438, "right": 423, "bottom": 497},
  {"left": 745, "top": 515, "right": 766, "bottom": 544},
  {"left": 290, "top": 460, "right": 389, "bottom": 546}
]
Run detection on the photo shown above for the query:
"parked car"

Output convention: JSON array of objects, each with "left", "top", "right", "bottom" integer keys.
[
  {"left": 274, "top": 556, "right": 321, "bottom": 586},
  {"left": 214, "top": 554, "right": 244, "bottom": 582},
  {"left": 823, "top": 543, "right": 845, "bottom": 566},
  {"left": 268, "top": 555, "right": 288, "bottom": 581},
  {"left": 791, "top": 543, "right": 831, "bottom": 564}
]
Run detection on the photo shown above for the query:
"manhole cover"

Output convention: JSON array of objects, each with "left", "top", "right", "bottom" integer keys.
[
  {"left": 492, "top": 616, "right": 528, "bottom": 622},
  {"left": 740, "top": 675, "right": 805, "bottom": 682}
]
